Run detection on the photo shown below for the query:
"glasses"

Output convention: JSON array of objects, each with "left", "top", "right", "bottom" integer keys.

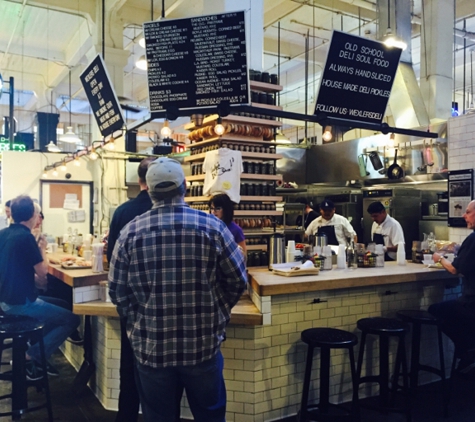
[{"left": 209, "top": 207, "right": 223, "bottom": 212}]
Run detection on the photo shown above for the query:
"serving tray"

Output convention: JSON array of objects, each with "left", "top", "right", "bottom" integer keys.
[{"left": 271, "top": 262, "right": 319, "bottom": 277}]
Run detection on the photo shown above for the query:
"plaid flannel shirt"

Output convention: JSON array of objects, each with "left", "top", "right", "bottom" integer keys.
[{"left": 109, "top": 197, "right": 247, "bottom": 368}]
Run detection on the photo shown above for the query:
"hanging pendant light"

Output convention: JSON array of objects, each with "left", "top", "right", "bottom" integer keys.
[
  {"left": 382, "top": 0, "right": 407, "bottom": 51},
  {"left": 46, "top": 141, "right": 61, "bottom": 152},
  {"left": 59, "top": 69, "right": 82, "bottom": 144}
]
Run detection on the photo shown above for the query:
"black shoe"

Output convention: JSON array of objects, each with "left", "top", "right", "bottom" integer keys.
[
  {"left": 43, "top": 361, "right": 60, "bottom": 377},
  {"left": 67, "top": 330, "right": 84, "bottom": 346},
  {"left": 25, "top": 360, "right": 44, "bottom": 381}
]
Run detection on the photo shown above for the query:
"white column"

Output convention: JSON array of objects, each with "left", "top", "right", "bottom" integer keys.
[{"left": 419, "top": 0, "right": 454, "bottom": 122}]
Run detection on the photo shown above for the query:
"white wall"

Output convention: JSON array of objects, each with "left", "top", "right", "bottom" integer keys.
[{"left": 447, "top": 113, "right": 475, "bottom": 244}]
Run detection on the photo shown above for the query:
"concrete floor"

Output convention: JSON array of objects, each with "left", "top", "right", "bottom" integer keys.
[{"left": 0, "top": 351, "right": 473, "bottom": 422}]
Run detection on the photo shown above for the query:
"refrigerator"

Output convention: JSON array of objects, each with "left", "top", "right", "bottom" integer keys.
[{"left": 362, "top": 188, "right": 421, "bottom": 258}]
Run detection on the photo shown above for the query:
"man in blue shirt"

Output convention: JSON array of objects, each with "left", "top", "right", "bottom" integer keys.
[
  {"left": 109, "top": 157, "right": 247, "bottom": 422},
  {"left": 0, "top": 195, "right": 79, "bottom": 380}
]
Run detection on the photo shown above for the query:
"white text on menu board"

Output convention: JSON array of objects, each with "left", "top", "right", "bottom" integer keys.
[
  {"left": 84, "top": 65, "right": 121, "bottom": 132},
  {"left": 315, "top": 42, "right": 394, "bottom": 120}
]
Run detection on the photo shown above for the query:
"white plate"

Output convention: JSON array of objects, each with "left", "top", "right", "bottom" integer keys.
[{"left": 422, "top": 260, "right": 434, "bottom": 265}]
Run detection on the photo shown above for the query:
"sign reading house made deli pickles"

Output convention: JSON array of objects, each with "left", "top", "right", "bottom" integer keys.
[
  {"left": 80, "top": 54, "right": 125, "bottom": 138},
  {"left": 143, "top": 11, "right": 249, "bottom": 112},
  {"left": 315, "top": 31, "right": 402, "bottom": 124}
]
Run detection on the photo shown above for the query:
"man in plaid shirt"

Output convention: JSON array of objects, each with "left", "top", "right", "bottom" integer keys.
[{"left": 109, "top": 157, "right": 247, "bottom": 422}]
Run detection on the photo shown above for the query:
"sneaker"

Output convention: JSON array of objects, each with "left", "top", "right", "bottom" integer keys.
[
  {"left": 25, "top": 360, "right": 44, "bottom": 381},
  {"left": 43, "top": 361, "right": 60, "bottom": 377},
  {"left": 67, "top": 330, "right": 84, "bottom": 346}
]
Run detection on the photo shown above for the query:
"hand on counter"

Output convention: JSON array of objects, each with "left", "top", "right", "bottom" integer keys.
[{"left": 432, "top": 252, "right": 458, "bottom": 275}]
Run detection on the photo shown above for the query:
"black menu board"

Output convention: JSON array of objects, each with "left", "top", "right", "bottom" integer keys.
[
  {"left": 448, "top": 169, "right": 473, "bottom": 227},
  {"left": 315, "top": 30, "right": 402, "bottom": 125},
  {"left": 143, "top": 11, "right": 249, "bottom": 112},
  {"left": 80, "top": 54, "right": 125, "bottom": 138}
]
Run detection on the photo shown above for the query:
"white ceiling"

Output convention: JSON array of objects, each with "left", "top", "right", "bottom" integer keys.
[{"left": 0, "top": 0, "right": 474, "bottom": 135}]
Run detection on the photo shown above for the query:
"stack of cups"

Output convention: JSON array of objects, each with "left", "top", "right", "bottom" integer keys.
[
  {"left": 337, "top": 244, "right": 347, "bottom": 269},
  {"left": 286, "top": 241, "right": 296, "bottom": 263},
  {"left": 375, "top": 244, "right": 385, "bottom": 267},
  {"left": 323, "top": 246, "right": 333, "bottom": 270},
  {"left": 91, "top": 242, "right": 104, "bottom": 273}
]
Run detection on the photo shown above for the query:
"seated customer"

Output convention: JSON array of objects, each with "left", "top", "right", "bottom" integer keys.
[
  {"left": 430, "top": 200, "right": 475, "bottom": 376},
  {"left": 0, "top": 195, "right": 80, "bottom": 380}
]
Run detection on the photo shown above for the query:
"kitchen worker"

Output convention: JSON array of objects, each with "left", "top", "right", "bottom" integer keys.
[
  {"left": 296, "top": 198, "right": 319, "bottom": 230},
  {"left": 367, "top": 201, "right": 405, "bottom": 261},
  {"left": 429, "top": 200, "right": 475, "bottom": 377},
  {"left": 305, "top": 199, "right": 357, "bottom": 246}
]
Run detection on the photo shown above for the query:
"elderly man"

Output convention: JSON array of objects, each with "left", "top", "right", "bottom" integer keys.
[
  {"left": 430, "top": 200, "right": 475, "bottom": 376},
  {"left": 305, "top": 199, "right": 357, "bottom": 246},
  {"left": 109, "top": 158, "right": 247, "bottom": 422},
  {"left": 0, "top": 195, "right": 79, "bottom": 380}
]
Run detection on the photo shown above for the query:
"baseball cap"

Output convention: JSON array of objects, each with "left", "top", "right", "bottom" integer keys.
[
  {"left": 320, "top": 199, "right": 335, "bottom": 210},
  {"left": 146, "top": 157, "right": 185, "bottom": 192}
]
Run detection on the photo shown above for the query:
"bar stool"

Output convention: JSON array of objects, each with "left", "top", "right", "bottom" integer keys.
[
  {"left": 299, "top": 327, "right": 359, "bottom": 422},
  {"left": 396, "top": 310, "right": 448, "bottom": 417},
  {"left": 0, "top": 315, "right": 53, "bottom": 421},
  {"left": 356, "top": 317, "right": 411, "bottom": 422}
]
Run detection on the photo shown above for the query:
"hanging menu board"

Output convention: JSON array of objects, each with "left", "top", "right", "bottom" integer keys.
[
  {"left": 315, "top": 30, "right": 402, "bottom": 125},
  {"left": 448, "top": 169, "right": 473, "bottom": 227},
  {"left": 80, "top": 55, "right": 125, "bottom": 138},
  {"left": 143, "top": 11, "right": 249, "bottom": 112}
]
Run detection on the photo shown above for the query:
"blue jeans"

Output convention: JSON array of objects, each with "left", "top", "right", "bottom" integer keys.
[
  {"left": 1, "top": 298, "right": 80, "bottom": 363},
  {"left": 135, "top": 350, "right": 226, "bottom": 422}
]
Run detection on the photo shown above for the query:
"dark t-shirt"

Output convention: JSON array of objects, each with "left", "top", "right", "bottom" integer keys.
[
  {"left": 452, "top": 230, "right": 475, "bottom": 296},
  {"left": 0, "top": 224, "right": 43, "bottom": 304},
  {"left": 227, "top": 221, "right": 245, "bottom": 244},
  {"left": 107, "top": 190, "right": 152, "bottom": 263}
]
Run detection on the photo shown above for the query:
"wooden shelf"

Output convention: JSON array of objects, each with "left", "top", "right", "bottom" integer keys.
[
  {"left": 247, "top": 244, "right": 268, "bottom": 251},
  {"left": 235, "top": 210, "right": 282, "bottom": 216},
  {"left": 185, "top": 114, "right": 282, "bottom": 131},
  {"left": 187, "top": 135, "right": 278, "bottom": 149},
  {"left": 250, "top": 102, "right": 283, "bottom": 111},
  {"left": 186, "top": 174, "right": 282, "bottom": 182},
  {"left": 184, "top": 151, "right": 283, "bottom": 163},
  {"left": 243, "top": 229, "right": 280, "bottom": 235},
  {"left": 250, "top": 80, "right": 283, "bottom": 93},
  {"left": 185, "top": 196, "right": 282, "bottom": 202},
  {"left": 276, "top": 188, "right": 308, "bottom": 194}
]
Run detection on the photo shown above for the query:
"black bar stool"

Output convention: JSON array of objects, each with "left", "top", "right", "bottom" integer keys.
[
  {"left": 0, "top": 315, "right": 53, "bottom": 421},
  {"left": 396, "top": 310, "right": 448, "bottom": 417},
  {"left": 356, "top": 317, "right": 411, "bottom": 422},
  {"left": 299, "top": 327, "right": 359, "bottom": 421}
]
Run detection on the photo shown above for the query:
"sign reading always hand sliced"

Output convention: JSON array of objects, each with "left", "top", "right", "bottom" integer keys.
[
  {"left": 315, "top": 30, "right": 402, "bottom": 125},
  {"left": 143, "top": 11, "right": 249, "bottom": 112},
  {"left": 80, "top": 54, "right": 125, "bottom": 138}
]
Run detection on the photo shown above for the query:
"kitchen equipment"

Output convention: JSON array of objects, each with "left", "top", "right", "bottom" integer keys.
[
  {"left": 268, "top": 233, "right": 285, "bottom": 269},
  {"left": 387, "top": 149, "right": 404, "bottom": 179},
  {"left": 369, "top": 151, "right": 384, "bottom": 171},
  {"left": 429, "top": 203, "right": 438, "bottom": 215},
  {"left": 315, "top": 233, "right": 328, "bottom": 248},
  {"left": 425, "top": 141, "right": 434, "bottom": 167},
  {"left": 437, "top": 192, "right": 448, "bottom": 215},
  {"left": 357, "top": 154, "right": 369, "bottom": 177}
]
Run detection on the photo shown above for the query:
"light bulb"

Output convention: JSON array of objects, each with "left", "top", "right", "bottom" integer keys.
[
  {"left": 60, "top": 163, "right": 67, "bottom": 171},
  {"left": 90, "top": 150, "right": 98, "bottom": 160},
  {"left": 107, "top": 142, "right": 115, "bottom": 150},
  {"left": 42, "top": 171, "right": 48, "bottom": 178},
  {"left": 161, "top": 121, "right": 172, "bottom": 138},
  {"left": 74, "top": 158, "right": 80, "bottom": 167},
  {"left": 52, "top": 169, "right": 58, "bottom": 176},
  {"left": 214, "top": 118, "right": 225, "bottom": 136},
  {"left": 322, "top": 126, "right": 333, "bottom": 142},
  {"left": 136, "top": 55, "right": 147, "bottom": 71},
  {"left": 139, "top": 37, "right": 146, "bottom": 48}
]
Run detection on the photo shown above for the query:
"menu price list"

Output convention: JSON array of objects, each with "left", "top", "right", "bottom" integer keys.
[
  {"left": 144, "top": 11, "right": 249, "bottom": 112},
  {"left": 315, "top": 30, "right": 402, "bottom": 125},
  {"left": 80, "top": 55, "right": 125, "bottom": 137}
]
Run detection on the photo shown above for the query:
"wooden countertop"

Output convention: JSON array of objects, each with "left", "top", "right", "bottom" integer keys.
[
  {"left": 249, "top": 262, "right": 459, "bottom": 296},
  {"left": 73, "top": 294, "right": 262, "bottom": 325},
  {"left": 47, "top": 252, "right": 108, "bottom": 288}
]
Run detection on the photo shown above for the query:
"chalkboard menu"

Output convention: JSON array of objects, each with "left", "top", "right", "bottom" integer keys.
[
  {"left": 80, "top": 55, "right": 125, "bottom": 138},
  {"left": 315, "top": 30, "right": 402, "bottom": 125},
  {"left": 143, "top": 11, "right": 249, "bottom": 112}
]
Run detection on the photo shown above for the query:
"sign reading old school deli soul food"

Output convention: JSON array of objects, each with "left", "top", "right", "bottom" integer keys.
[
  {"left": 80, "top": 54, "right": 125, "bottom": 138},
  {"left": 315, "top": 31, "right": 402, "bottom": 125},
  {"left": 143, "top": 11, "right": 249, "bottom": 112}
]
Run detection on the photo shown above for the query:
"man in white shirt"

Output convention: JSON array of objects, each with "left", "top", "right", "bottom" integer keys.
[
  {"left": 305, "top": 199, "right": 357, "bottom": 246},
  {"left": 367, "top": 201, "right": 405, "bottom": 261}
]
